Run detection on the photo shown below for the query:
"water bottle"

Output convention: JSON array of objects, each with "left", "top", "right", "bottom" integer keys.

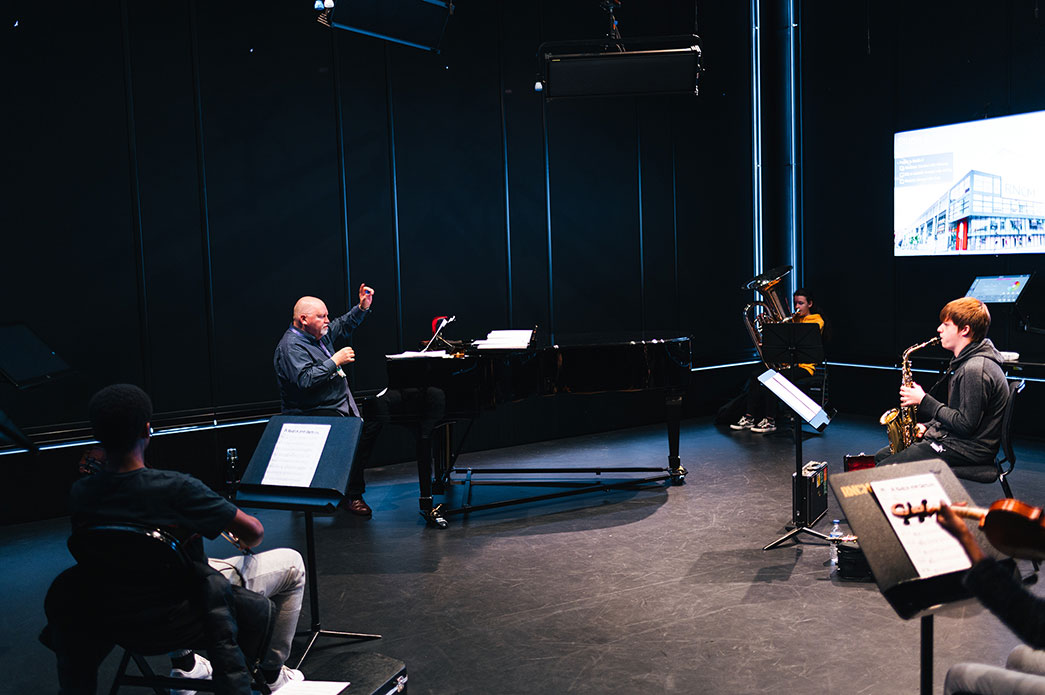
[{"left": 828, "top": 519, "right": 842, "bottom": 566}]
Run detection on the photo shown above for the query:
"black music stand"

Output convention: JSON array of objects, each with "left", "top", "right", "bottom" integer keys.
[
  {"left": 234, "top": 415, "right": 381, "bottom": 668},
  {"left": 830, "top": 460, "right": 1013, "bottom": 695},
  {"left": 0, "top": 323, "right": 73, "bottom": 453},
  {"left": 0, "top": 322, "right": 72, "bottom": 389},
  {"left": 760, "top": 323, "right": 831, "bottom": 550}
]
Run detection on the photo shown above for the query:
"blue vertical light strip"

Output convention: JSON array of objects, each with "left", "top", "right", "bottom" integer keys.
[
  {"left": 786, "top": 0, "right": 799, "bottom": 294},
  {"left": 497, "top": 5, "right": 513, "bottom": 327},
  {"left": 188, "top": 0, "right": 217, "bottom": 405},
  {"left": 541, "top": 97, "right": 555, "bottom": 343},
  {"left": 635, "top": 103, "right": 646, "bottom": 333},
  {"left": 671, "top": 133, "right": 680, "bottom": 330},
  {"left": 750, "top": 0, "right": 764, "bottom": 281},
  {"left": 384, "top": 44, "right": 404, "bottom": 352},
  {"left": 119, "top": 0, "right": 152, "bottom": 393},
  {"left": 330, "top": 28, "right": 351, "bottom": 308}
]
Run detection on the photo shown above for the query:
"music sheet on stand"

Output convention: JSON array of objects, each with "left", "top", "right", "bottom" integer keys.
[
  {"left": 260, "top": 423, "right": 331, "bottom": 488},
  {"left": 276, "top": 681, "right": 349, "bottom": 694},
  {"left": 870, "top": 473, "right": 973, "bottom": 579}
]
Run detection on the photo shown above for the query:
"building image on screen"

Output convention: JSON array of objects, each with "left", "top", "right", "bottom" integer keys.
[{"left": 894, "top": 110, "right": 1045, "bottom": 257}]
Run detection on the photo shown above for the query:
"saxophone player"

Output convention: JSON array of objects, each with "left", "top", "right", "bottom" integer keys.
[{"left": 876, "top": 297, "right": 1008, "bottom": 467}]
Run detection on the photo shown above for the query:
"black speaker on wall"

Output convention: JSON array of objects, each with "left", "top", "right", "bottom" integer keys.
[{"left": 537, "top": 36, "right": 702, "bottom": 100}]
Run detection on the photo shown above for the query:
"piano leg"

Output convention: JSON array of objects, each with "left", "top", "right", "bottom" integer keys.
[
  {"left": 666, "top": 392, "right": 686, "bottom": 484},
  {"left": 417, "top": 436, "right": 448, "bottom": 528},
  {"left": 431, "top": 422, "right": 451, "bottom": 495}
]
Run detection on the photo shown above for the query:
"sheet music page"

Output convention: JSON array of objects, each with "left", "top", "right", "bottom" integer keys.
[
  {"left": 260, "top": 423, "right": 331, "bottom": 488},
  {"left": 386, "top": 350, "right": 449, "bottom": 359},
  {"left": 473, "top": 329, "right": 532, "bottom": 349},
  {"left": 274, "top": 681, "right": 350, "bottom": 695},
  {"left": 870, "top": 473, "right": 973, "bottom": 578}
]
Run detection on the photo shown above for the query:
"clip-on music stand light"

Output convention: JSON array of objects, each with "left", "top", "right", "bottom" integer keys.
[{"left": 759, "top": 322, "right": 832, "bottom": 550}]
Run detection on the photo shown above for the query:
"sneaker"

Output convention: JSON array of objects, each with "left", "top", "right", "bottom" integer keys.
[
  {"left": 751, "top": 417, "right": 777, "bottom": 434},
  {"left": 267, "top": 665, "right": 305, "bottom": 692},
  {"left": 171, "top": 653, "right": 212, "bottom": 695},
  {"left": 730, "top": 415, "right": 756, "bottom": 431}
]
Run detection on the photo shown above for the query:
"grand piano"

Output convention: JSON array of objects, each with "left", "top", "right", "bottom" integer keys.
[{"left": 384, "top": 332, "right": 692, "bottom": 527}]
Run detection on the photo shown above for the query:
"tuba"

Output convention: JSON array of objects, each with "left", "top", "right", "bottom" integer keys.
[
  {"left": 879, "top": 336, "right": 941, "bottom": 454},
  {"left": 742, "top": 265, "right": 796, "bottom": 364}
]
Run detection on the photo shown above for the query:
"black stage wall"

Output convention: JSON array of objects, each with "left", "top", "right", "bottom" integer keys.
[
  {"left": 6, "top": 1, "right": 1045, "bottom": 522},
  {"left": 3, "top": 1, "right": 754, "bottom": 521},
  {"left": 0, "top": 1, "right": 752, "bottom": 428},
  {"left": 3, "top": 1, "right": 753, "bottom": 428},
  {"left": 801, "top": 1, "right": 1045, "bottom": 368}
]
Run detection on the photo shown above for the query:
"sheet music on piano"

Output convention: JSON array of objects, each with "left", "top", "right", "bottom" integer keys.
[
  {"left": 472, "top": 329, "right": 533, "bottom": 350},
  {"left": 386, "top": 350, "right": 452, "bottom": 360}
]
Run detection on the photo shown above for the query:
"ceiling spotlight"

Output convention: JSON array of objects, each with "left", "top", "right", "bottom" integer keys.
[
  {"left": 324, "top": 0, "right": 334, "bottom": 7},
  {"left": 314, "top": 0, "right": 323, "bottom": 9}
]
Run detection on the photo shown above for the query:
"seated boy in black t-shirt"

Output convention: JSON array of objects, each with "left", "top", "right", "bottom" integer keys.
[{"left": 64, "top": 384, "right": 308, "bottom": 693}]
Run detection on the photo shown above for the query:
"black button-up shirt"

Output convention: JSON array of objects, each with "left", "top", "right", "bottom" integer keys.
[{"left": 273, "top": 305, "right": 369, "bottom": 416}]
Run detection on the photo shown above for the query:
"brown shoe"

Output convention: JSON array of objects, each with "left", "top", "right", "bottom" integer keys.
[{"left": 347, "top": 497, "right": 372, "bottom": 517}]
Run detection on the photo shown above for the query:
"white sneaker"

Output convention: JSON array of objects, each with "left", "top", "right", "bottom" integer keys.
[
  {"left": 170, "top": 653, "right": 212, "bottom": 695},
  {"left": 730, "top": 415, "right": 756, "bottom": 431},
  {"left": 267, "top": 665, "right": 305, "bottom": 692},
  {"left": 751, "top": 417, "right": 777, "bottom": 434}
]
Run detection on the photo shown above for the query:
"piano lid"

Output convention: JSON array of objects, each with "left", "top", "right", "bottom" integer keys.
[{"left": 528, "top": 331, "right": 691, "bottom": 349}]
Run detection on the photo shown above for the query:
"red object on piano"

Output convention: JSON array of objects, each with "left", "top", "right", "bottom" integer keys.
[{"left": 431, "top": 316, "right": 449, "bottom": 334}]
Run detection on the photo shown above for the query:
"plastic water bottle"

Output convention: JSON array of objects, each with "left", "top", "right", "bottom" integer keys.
[{"left": 828, "top": 519, "right": 842, "bottom": 566}]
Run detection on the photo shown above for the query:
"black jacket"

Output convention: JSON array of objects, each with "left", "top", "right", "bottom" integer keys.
[{"left": 920, "top": 338, "right": 1008, "bottom": 466}]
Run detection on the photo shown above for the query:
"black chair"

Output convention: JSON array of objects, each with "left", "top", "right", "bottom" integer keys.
[
  {"left": 952, "top": 379, "right": 1025, "bottom": 499},
  {"left": 44, "top": 523, "right": 275, "bottom": 695},
  {"left": 798, "top": 364, "right": 829, "bottom": 408}
]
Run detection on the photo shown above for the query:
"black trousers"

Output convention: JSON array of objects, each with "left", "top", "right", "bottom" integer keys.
[
  {"left": 875, "top": 440, "right": 979, "bottom": 468},
  {"left": 309, "top": 387, "right": 446, "bottom": 499}
]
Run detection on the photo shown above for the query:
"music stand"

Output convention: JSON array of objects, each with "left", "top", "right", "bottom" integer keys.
[
  {"left": 830, "top": 460, "right": 1013, "bottom": 695},
  {"left": 234, "top": 415, "right": 381, "bottom": 667},
  {"left": 0, "top": 323, "right": 72, "bottom": 389},
  {"left": 759, "top": 322, "right": 831, "bottom": 550},
  {"left": 0, "top": 323, "right": 73, "bottom": 454}
]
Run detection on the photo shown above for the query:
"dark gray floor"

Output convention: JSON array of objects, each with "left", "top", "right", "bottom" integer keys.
[{"left": 4, "top": 415, "right": 1045, "bottom": 694}]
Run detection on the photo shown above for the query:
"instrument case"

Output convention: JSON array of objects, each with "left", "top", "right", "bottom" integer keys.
[{"left": 301, "top": 650, "right": 407, "bottom": 694}]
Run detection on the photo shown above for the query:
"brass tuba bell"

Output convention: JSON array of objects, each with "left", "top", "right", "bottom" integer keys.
[{"left": 742, "top": 265, "right": 795, "bottom": 365}]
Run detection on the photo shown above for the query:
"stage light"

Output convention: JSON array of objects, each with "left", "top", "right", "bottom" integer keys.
[{"left": 316, "top": 0, "right": 454, "bottom": 54}]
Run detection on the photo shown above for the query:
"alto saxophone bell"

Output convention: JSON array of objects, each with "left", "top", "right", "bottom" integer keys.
[{"left": 881, "top": 336, "right": 941, "bottom": 455}]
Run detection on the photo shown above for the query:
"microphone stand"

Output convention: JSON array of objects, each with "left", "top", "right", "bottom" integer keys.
[{"left": 422, "top": 316, "right": 456, "bottom": 352}]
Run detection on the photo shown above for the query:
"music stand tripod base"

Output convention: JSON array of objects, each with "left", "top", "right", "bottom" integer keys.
[
  {"left": 753, "top": 363, "right": 833, "bottom": 551},
  {"left": 296, "top": 510, "right": 381, "bottom": 668}
]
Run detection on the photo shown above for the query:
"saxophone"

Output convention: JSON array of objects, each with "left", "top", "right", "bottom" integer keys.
[{"left": 879, "top": 336, "right": 941, "bottom": 454}]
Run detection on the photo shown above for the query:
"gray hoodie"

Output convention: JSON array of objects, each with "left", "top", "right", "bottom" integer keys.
[{"left": 919, "top": 338, "right": 1008, "bottom": 466}]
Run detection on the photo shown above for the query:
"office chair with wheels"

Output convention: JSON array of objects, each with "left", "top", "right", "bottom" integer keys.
[{"left": 44, "top": 523, "right": 275, "bottom": 695}]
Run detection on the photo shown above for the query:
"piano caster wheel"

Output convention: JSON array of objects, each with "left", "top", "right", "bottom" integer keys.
[
  {"left": 671, "top": 466, "right": 688, "bottom": 485},
  {"left": 421, "top": 504, "right": 448, "bottom": 529}
]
